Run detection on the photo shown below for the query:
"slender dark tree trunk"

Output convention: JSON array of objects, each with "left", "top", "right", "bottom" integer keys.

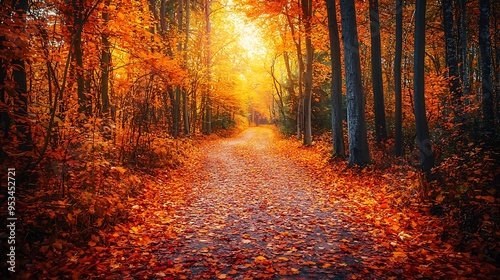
[
  {"left": 204, "top": 0, "right": 211, "bottom": 135},
  {"left": 172, "top": 0, "right": 183, "bottom": 138},
  {"left": 369, "top": 0, "right": 387, "bottom": 142},
  {"left": 0, "top": 33, "right": 10, "bottom": 138},
  {"left": 495, "top": 6, "right": 500, "bottom": 120},
  {"left": 414, "top": 0, "right": 434, "bottom": 176},
  {"left": 340, "top": 0, "right": 371, "bottom": 166},
  {"left": 283, "top": 51, "right": 294, "bottom": 124},
  {"left": 460, "top": 0, "right": 470, "bottom": 96},
  {"left": 73, "top": 0, "right": 88, "bottom": 115},
  {"left": 394, "top": 0, "right": 403, "bottom": 156},
  {"left": 183, "top": 0, "right": 190, "bottom": 135},
  {"left": 101, "top": 0, "right": 111, "bottom": 115},
  {"left": 479, "top": 0, "right": 494, "bottom": 135},
  {"left": 443, "top": 0, "right": 462, "bottom": 117},
  {"left": 285, "top": 12, "right": 304, "bottom": 140},
  {"left": 9, "top": 0, "right": 32, "bottom": 151},
  {"left": 160, "top": 0, "right": 167, "bottom": 34},
  {"left": 325, "top": 0, "right": 345, "bottom": 157},
  {"left": 302, "top": 0, "right": 313, "bottom": 146},
  {"left": 191, "top": 90, "right": 197, "bottom": 133}
]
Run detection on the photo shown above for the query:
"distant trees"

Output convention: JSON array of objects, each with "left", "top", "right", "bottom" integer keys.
[{"left": 1, "top": 0, "right": 498, "bottom": 177}]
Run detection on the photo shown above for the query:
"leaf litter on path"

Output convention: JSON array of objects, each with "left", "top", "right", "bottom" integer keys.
[{"left": 31, "top": 127, "right": 498, "bottom": 279}]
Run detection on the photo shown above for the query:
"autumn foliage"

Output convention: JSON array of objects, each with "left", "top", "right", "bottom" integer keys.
[{"left": 0, "top": 0, "right": 499, "bottom": 278}]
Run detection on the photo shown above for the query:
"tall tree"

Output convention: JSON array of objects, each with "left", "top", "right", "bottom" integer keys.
[
  {"left": 101, "top": 0, "right": 112, "bottom": 115},
  {"left": 285, "top": 8, "right": 304, "bottom": 140},
  {"left": 183, "top": 0, "right": 191, "bottom": 135},
  {"left": 479, "top": 0, "right": 494, "bottom": 135},
  {"left": 10, "top": 0, "right": 32, "bottom": 151},
  {"left": 325, "top": 0, "right": 345, "bottom": 157},
  {"left": 204, "top": 0, "right": 212, "bottom": 135},
  {"left": 458, "top": 0, "right": 470, "bottom": 96},
  {"left": 413, "top": 0, "right": 434, "bottom": 175},
  {"left": 173, "top": 0, "right": 183, "bottom": 138},
  {"left": 443, "top": 0, "right": 461, "bottom": 117},
  {"left": 0, "top": 8, "right": 10, "bottom": 139},
  {"left": 302, "top": 0, "right": 313, "bottom": 146},
  {"left": 369, "top": 0, "right": 387, "bottom": 142},
  {"left": 71, "top": 0, "right": 89, "bottom": 115},
  {"left": 394, "top": 0, "right": 403, "bottom": 156},
  {"left": 340, "top": 0, "right": 370, "bottom": 166}
]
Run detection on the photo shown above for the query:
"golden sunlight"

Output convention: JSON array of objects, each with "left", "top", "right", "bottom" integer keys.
[{"left": 225, "top": 0, "right": 267, "bottom": 60}]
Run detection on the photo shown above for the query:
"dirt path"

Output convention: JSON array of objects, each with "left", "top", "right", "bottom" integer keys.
[
  {"left": 77, "top": 127, "right": 494, "bottom": 279},
  {"left": 147, "top": 127, "right": 391, "bottom": 279}
]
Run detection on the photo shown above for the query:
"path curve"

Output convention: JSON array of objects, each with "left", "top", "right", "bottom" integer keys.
[
  {"left": 84, "top": 127, "right": 494, "bottom": 279},
  {"left": 162, "top": 127, "right": 388, "bottom": 279}
]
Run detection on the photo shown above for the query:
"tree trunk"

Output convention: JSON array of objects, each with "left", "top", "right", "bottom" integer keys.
[
  {"left": 101, "top": 0, "right": 111, "bottom": 115},
  {"left": 394, "top": 0, "right": 403, "bottom": 156},
  {"left": 495, "top": 6, "right": 500, "bottom": 120},
  {"left": 460, "top": 0, "right": 470, "bottom": 96},
  {"left": 369, "top": 0, "right": 387, "bottom": 142},
  {"left": 191, "top": 90, "right": 197, "bottom": 133},
  {"left": 414, "top": 0, "right": 434, "bottom": 176},
  {"left": 479, "top": 0, "right": 494, "bottom": 135},
  {"left": 73, "top": 0, "right": 88, "bottom": 115},
  {"left": 173, "top": 87, "right": 180, "bottom": 137},
  {"left": 0, "top": 33, "right": 10, "bottom": 138},
  {"left": 302, "top": 0, "right": 313, "bottom": 146},
  {"left": 340, "top": 0, "right": 371, "bottom": 166},
  {"left": 160, "top": 0, "right": 170, "bottom": 38},
  {"left": 285, "top": 12, "right": 304, "bottom": 140},
  {"left": 270, "top": 60, "right": 287, "bottom": 122},
  {"left": 173, "top": 0, "right": 183, "bottom": 138},
  {"left": 183, "top": 0, "right": 190, "bottom": 135},
  {"left": 283, "top": 51, "right": 294, "bottom": 124},
  {"left": 11, "top": 0, "right": 32, "bottom": 151},
  {"left": 443, "top": 0, "right": 462, "bottom": 117},
  {"left": 325, "top": 0, "right": 345, "bottom": 157},
  {"left": 204, "top": 0, "right": 212, "bottom": 135}
]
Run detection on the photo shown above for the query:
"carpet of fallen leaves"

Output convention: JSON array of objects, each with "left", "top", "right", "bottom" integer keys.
[{"left": 24, "top": 127, "right": 497, "bottom": 279}]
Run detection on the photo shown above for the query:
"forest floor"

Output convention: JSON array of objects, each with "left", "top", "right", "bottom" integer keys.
[{"left": 23, "top": 126, "right": 497, "bottom": 279}]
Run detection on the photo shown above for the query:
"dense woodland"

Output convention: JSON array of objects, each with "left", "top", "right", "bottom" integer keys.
[{"left": 0, "top": 0, "right": 499, "bottom": 278}]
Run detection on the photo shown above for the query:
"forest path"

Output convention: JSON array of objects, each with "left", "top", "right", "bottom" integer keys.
[
  {"left": 80, "top": 127, "right": 494, "bottom": 279},
  {"left": 142, "top": 127, "right": 389, "bottom": 279}
]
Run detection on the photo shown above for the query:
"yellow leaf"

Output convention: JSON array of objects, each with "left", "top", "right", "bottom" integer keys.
[
  {"left": 291, "top": 268, "right": 299, "bottom": 274},
  {"left": 255, "top": 256, "right": 266, "bottom": 262},
  {"left": 322, "top": 263, "right": 331, "bottom": 269},
  {"left": 114, "top": 166, "right": 127, "bottom": 174},
  {"left": 393, "top": 251, "right": 407, "bottom": 258},
  {"left": 217, "top": 274, "right": 227, "bottom": 279}
]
